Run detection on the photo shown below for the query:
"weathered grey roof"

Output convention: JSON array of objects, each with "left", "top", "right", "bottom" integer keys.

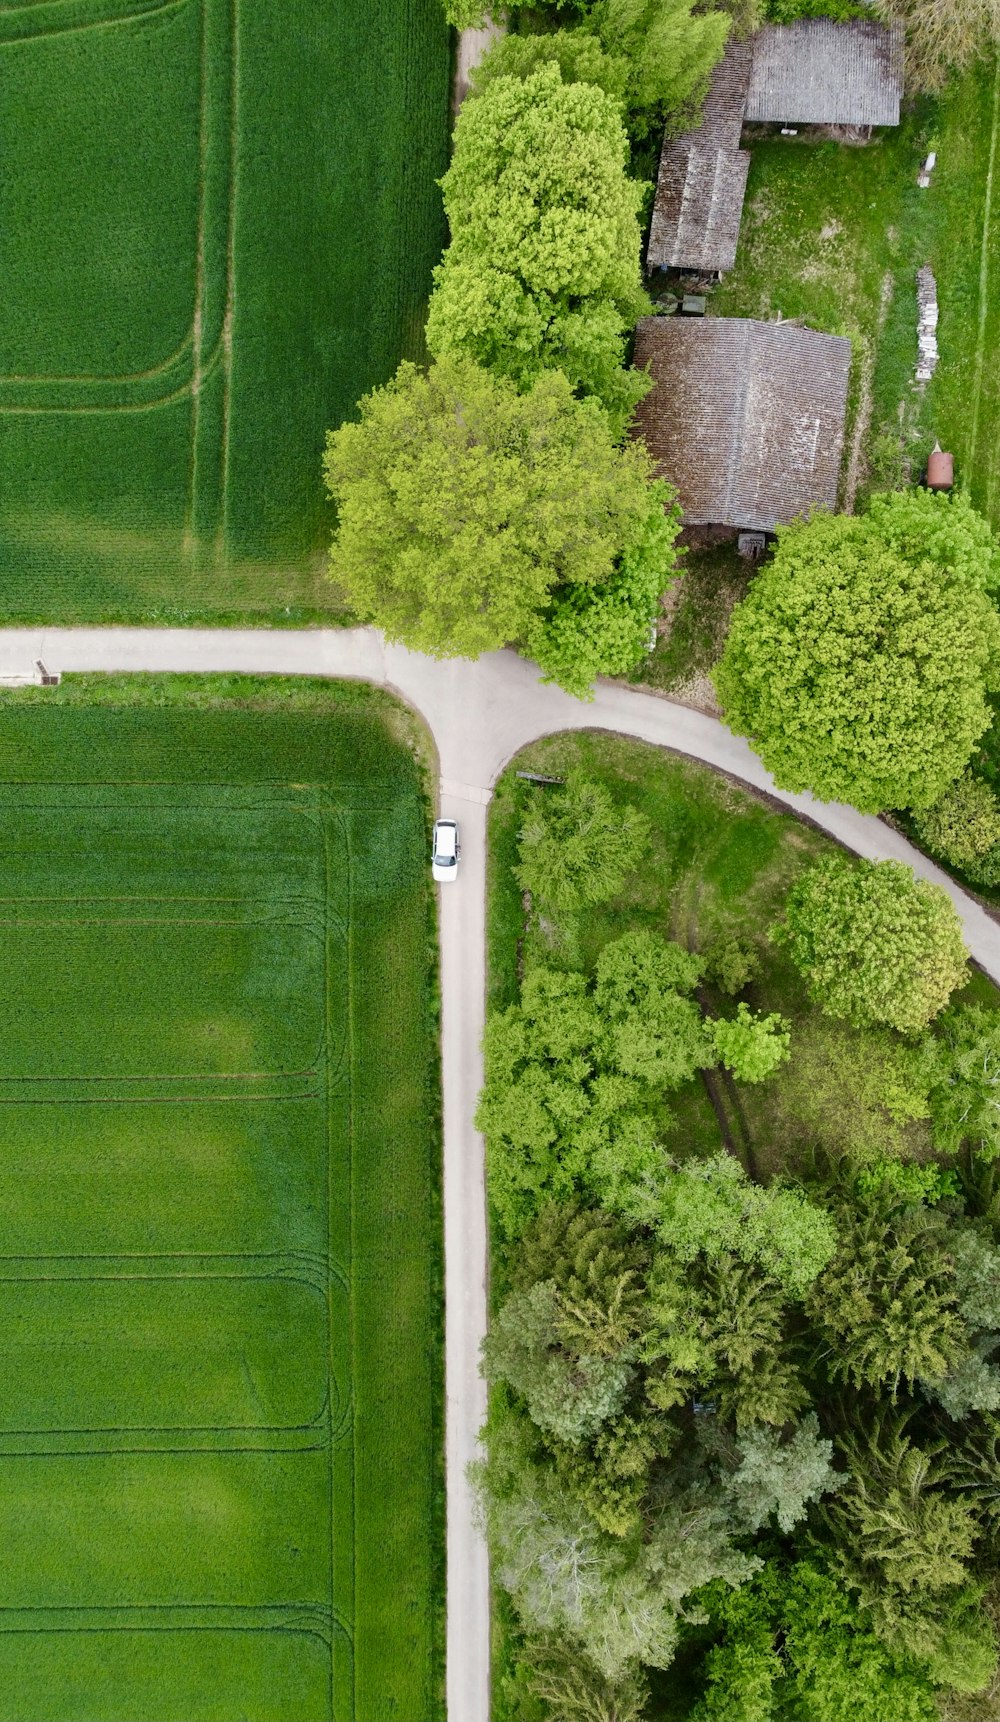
[
  {"left": 632, "top": 316, "right": 851, "bottom": 531},
  {"left": 647, "top": 41, "right": 752, "bottom": 272},
  {"left": 647, "top": 145, "right": 751, "bottom": 273},
  {"left": 646, "top": 22, "right": 902, "bottom": 272},
  {"left": 745, "top": 19, "right": 904, "bottom": 126}
]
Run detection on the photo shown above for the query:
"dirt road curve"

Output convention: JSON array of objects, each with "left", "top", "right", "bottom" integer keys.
[{"left": 8, "top": 624, "right": 1000, "bottom": 1722}]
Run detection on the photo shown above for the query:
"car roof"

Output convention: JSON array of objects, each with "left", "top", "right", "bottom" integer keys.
[{"left": 435, "top": 821, "right": 457, "bottom": 855}]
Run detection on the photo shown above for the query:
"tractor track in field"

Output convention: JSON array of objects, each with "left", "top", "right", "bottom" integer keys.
[{"left": 8, "top": 624, "right": 1000, "bottom": 1721}]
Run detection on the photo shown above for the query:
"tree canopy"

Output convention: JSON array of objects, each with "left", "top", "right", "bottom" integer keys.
[
  {"left": 713, "top": 509, "right": 1000, "bottom": 812},
  {"left": 323, "top": 357, "right": 659, "bottom": 663},
  {"left": 452, "top": 0, "right": 730, "bottom": 140},
  {"left": 779, "top": 856, "right": 969, "bottom": 1035},
  {"left": 426, "top": 65, "right": 650, "bottom": 436}
]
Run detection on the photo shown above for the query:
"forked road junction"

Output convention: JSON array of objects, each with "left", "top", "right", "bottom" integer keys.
[{"left": 5, "top": 624, "right": 1000, "bottom": 1722}]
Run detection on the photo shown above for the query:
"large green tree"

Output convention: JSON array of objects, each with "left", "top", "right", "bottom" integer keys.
[
  {"left": 324, "top": 357, "right": 659, "bottom": 663},
  {"left": 452, "top": 1, "right": 729, "bottom": 140},
  {"left": 779, "top": 856, "right": 969, "bottom": 1035},
  {"left": 426, "top": 65, "right": 650, "bottom": 435},
  {"left": 713, "top": 510, "right": 1000, "bottom": 812}
]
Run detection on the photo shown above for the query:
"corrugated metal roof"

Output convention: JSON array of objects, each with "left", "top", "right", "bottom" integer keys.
[
  {"left": 745, "top": 19, "right": 904, "bottom": 126},
  {"left": 647, "top": 145, "right": 751, "bottom": 272},
  {"left": 632, "top": 316, "right": 851, "bottom": 531}
]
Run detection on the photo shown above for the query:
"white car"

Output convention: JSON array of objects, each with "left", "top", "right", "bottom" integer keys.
[{"left": 432, "top": 817, "right": 461, "bottom": 883}]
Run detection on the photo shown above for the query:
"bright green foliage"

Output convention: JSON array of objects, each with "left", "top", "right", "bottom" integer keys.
[
  {"left": 913, "top": 772, "right": 1000, "bottom": 872},
  {"left": 714, "top": 512, "right": 1000, "bottom": 812},
  {"left": 2, "top": 0, "right": 450, "bottom": 624},
  {"left": 426, "top": 66, "right": 650, "bottom": 435},
  {"left": 593, "top": 930, "right": 710, "bottom": 1090},
  {"left": 469, "top": 28, "right": 630, "bottom": 104},
  {"left": 655, "top": 1153, "right": 837, "bottom": 1294},
  {"left": 807, "top": 1185, "right": 964, "bottom": 1394},
  {"left": 325, "top": 358, "right": 659, "bottom": 661},
  {"left": 516, "top": 772, "right": 652, "bottom": 913},
  {"left": 0, "top": 683, "right": 442, "bottom": 1719},
  {"left": 465, "top": 0, "right": 730, "bottom": 139},
  {"left": 483, "top": 1280, "right": 634, "bottom": 1443},
  {"left": 921, "top": 1005, "right": 1000, "bottom": 1156},
  {"left": 477, "top": 966, "right": 653, "bottom": 1235},
  {"left": 478, "top": 933, "right": 731, "bottom": 1233},
  {"left": 711, "top": 1004, "right": 791, "bottom": 1084},
  {"left": 779, "top": 856, "right": 969, "bottom": 1035},
  {"left": 865, "top": 487, "right": 1000, "bottom": 591},
  {"left": 771, "top": 1019, "right": 931, "bottom": 1162},
  {"left": 584, "top": 0, "right": 731, "bottom": 137},
  {"left": 724, "top": 1415, "right": 840, "bottom": 1534},
  {"left": 693, "top": 1561, "right": 940, "bottom": 1722},
  {"left": 527, "top": 486, "right": 684, "bottom": 699}
]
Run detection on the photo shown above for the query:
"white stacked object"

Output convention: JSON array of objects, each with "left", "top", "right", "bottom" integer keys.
[{"left": 916, "top": 265, "right": 939, "bottom": 383}]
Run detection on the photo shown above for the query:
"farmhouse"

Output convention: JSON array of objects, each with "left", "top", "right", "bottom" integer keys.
[
  {"left": 632, "top": 315, "right": 851, "bottom": 531},
  {"left": 647, "top": 20, "right": 904, "bottom": 275}
]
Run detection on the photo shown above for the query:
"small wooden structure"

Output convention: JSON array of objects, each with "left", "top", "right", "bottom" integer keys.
[{"left": 646, "top": 22, "right": 904, "bottom": 278}]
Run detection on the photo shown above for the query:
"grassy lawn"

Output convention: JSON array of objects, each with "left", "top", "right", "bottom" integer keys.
[
  {"left": 0, "top": 677, "right": 442, "bottom": 1722},
  {"left": 0, "top": 0, "right": 450, "bottom": 625}
]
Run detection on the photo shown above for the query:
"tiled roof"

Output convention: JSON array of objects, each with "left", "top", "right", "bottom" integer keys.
[
  {"left": 745, "top": 19, "right": 904, "bottom": 127},
  {"left": 632, "top": 315, "right": 851, "bottom": 531}
]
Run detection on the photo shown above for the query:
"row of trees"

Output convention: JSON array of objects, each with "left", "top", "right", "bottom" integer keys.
[
  {"left": 478, "top": 772, "right": 1000, "bottom": 1720},
  {"left": 325, "top": 3, "right": 739, "bottom": 692}
]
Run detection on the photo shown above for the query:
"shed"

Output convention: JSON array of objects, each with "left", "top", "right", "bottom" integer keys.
[
  {"left": 646, "top": 21, "right": 903, "bottom": 275},
  {"left": 744, "top": 19, "right": 904, "bottom": 128},
  {"left": 632, "top": 316, "right": 851, "bottom": 531},
  {"left": 647, "top": 41, "right": 752, "bottom": 274}
]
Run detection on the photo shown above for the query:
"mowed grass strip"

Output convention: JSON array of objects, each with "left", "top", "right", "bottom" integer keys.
[
  {"left": 0, "top": 678, "right": 442, "bottom": 1722},
  {"left": 0, "top": 0, "right": 450, "bottom": 623}
]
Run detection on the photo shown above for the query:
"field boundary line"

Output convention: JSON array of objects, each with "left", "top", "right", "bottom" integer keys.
[
  {"left": 0, "top": 0, "right": 186, "bottom": 48},
  {"left": 969, "top": 58, "right": 1000, "bottom": 478}
]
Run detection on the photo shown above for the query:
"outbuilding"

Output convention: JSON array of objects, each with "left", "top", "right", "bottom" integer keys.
[
  {"left": 632, "top": 315, "right": 851, "bottom": 532},
  {"left": 646, "top": 20, "right": 904, "bottom": 276}
]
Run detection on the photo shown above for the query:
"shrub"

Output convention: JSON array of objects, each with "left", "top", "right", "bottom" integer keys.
[
  {"left": 714, "top": 511, "right": 1000, "bottom": 812},
  {"left": 779, "top": 856, "right": 969, "bottom": 1035},
  {"left": 913, "top": 773, "right": 1000, "bottom": 872}
]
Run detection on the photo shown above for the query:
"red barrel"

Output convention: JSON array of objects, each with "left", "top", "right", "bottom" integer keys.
[{"left": 927, "top": 449, "right": 954, "bottom": 489}]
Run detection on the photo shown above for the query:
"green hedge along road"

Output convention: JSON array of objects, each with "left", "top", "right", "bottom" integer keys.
[{"left": 6, "top": 625, "right": 1000, "bottom": 1722}]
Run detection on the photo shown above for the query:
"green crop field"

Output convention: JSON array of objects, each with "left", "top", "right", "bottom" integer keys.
[
  {"left": 0, "top": 0, "right": 450, "bottom": 625},
  {"left": 0, "top": 677, "right": 442, "bottom": 1722}
]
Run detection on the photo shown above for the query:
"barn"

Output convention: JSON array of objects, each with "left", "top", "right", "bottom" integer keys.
[
  {"left": 646, "top": 20, "right": 904, "bottom": 276},
  {"left": 632, "top": 315, "right": 852, "bottom": 532}
]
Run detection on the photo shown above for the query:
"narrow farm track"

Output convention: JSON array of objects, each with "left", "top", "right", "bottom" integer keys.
[{"left": 8, "top": 624, "right": 1000, "bottom": 1722}]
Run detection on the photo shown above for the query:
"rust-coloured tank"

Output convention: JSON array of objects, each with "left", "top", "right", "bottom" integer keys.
[{"left": 927, "top": 448, "right": 954, "bottom": 489}]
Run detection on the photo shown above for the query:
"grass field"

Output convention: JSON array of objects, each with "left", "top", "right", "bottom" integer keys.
[
  {"left": 0, "top": 0, "right": 450, "bottom": 625},
  {"left": 0, "top": 677, "right": 442, "bottom": 1722}
]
